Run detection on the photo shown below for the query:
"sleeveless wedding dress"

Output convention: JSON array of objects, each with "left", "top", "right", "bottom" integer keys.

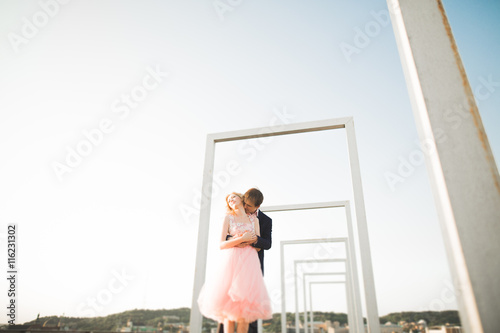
[{"left": 197, "top": 214, "right": 273, "bottom": 323}]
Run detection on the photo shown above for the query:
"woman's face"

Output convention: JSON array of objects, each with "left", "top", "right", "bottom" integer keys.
[{"left": 227, "top": 194, "right": 242, "bottom": 209}]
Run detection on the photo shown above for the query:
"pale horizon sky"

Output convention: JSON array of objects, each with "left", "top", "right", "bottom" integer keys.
[{"left": 0, "top": 0, "right": 499, "bottom": 325}]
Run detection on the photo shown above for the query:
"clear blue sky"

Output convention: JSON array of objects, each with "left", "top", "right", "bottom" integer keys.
[{"left": 0, "top": 0, "right": 498, "bottom": 324}]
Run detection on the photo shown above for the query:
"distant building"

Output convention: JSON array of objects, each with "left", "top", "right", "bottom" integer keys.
[
  {"left": 119, "top": 319, "right": 163, "bottom": 333},
  {"left": 163, "top": 316, "right": 180, "bottom": 322},
  {"left": 418, "top": 319, "right": 427, "bottom": 327},
  {"left": 0, "top": 324, "right": 68, "bottom": 333},
  {"left": 119, "top": 319, "right": 133, "bottom": 332},
  {"left": 378, "top": 321, "right": 404, "bottom": 333},
  {"left": 282, "top": 318, "right": 461, "bottom": 333},
  {"left": 427, "top": 326, "right": 462, "bottom": 333}
]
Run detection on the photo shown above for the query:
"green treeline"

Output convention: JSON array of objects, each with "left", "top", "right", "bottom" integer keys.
[
  {"left": 16, "top": 309, "right": 460, "bottom": 332},
  {"left": 21, "top": 308, "right": 191, "bottom": 331},
  {"left": 380, "top": 310, "right": 460, "bottom": 326}
]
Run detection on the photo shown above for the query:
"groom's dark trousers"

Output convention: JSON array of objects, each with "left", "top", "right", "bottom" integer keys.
[{"left": 217, "top": 211, "right": 272, "bottom": 333}]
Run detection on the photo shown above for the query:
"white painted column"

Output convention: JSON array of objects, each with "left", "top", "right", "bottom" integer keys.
[
  {"left": 345, "top": 264, "right": 354, "bottom": 332},
  {"left": 295, "top": 262, "right": 300, "bottom": 333},
  {"left": 303, "top": 276, "right": 308, "bottom": 333},
  {"left": 345, "top": 202, "right": 366, "bottom": 333},
  {"left": 281, "top": 242, "right": 287, "bottom": 333},
  {"left": 189, "top": 135, "right": 216, "bottom": 333},
  {"left": 345, "top": 119, "right": 380, "bottom": 333},
  {"left": 309, "top": 283, "right": 314, "bottom": 333},
  {"left": 387, "top": 1, "right": 500, "bottom": 332}
]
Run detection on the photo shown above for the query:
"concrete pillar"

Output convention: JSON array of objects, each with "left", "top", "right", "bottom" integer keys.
[{"left": 387, "top": 1, "right": 500, "bottom": 332}]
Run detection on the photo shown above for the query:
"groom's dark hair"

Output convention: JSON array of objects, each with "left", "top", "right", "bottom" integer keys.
[{"left": 244, "top": 188, "right": 264, "bottom": 207}]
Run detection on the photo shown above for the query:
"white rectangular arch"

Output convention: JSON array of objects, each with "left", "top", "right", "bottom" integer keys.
[
  {"left": 301, "top": 270, "right": 355, "bottom": 333},
  {"left": 280, "top": 237, "right": 349, "bottom": 333},
  {"left": 190, "top": 118, "right": 379, "bottom": 333},
  {"left": 309, "top": 281, "right": 347, "bottom": 333},
  {"left": 297, "top": 263, "right": 351, "bottom": 333},
  {"left": 286, "top": 241, "right": 363, "bottom": 333},
  {"left": 274, "top": 200, "right": 367, "bottom": 333},
  {"left": 295, "top": 261, "right": 351, "bottom": 333}
]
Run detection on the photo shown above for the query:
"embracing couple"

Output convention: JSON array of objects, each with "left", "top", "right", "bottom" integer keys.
[{"left": 197, "top": 188, "right": 273, "bottom": 333}]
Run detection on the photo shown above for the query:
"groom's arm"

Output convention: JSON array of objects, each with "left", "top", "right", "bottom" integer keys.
[{"left": 252, "top": 217, "right": 272, "bottom": 250}]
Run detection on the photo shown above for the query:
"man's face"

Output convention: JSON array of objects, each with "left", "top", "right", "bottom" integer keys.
[{"left": 244, "top": 199, "right": 259, "bottom": 215}]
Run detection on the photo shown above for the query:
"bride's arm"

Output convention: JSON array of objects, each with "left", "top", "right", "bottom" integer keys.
[{"left": 219, "top": 215, "right": 253, "bottom": 250}]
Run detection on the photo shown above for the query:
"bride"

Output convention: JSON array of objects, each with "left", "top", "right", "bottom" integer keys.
[{"left": 197, "top": 192, "right": 272, "bottom": 333}]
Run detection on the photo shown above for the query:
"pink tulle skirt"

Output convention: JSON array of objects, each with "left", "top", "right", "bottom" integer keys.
[{"left": 197, "top": 246, "right": 273, "bottom": 323}]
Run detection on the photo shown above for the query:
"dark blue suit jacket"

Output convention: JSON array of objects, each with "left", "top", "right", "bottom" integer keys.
[{"left": 252, "top": 210, "right": 272, "bottom": 275}]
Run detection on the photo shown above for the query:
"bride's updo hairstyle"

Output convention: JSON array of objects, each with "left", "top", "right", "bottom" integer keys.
[{"left": 225, "top": 192, "right": 244, "bottom": 214}]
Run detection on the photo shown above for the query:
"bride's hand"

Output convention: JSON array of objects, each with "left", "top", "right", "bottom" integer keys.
[{"left": 240, "top": 231, "right": 255, "bottom": 242}]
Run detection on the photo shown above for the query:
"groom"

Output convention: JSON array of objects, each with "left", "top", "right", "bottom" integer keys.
[
  {"left": 218, "top": 187, "right": 273, "bottom": 333},
  {"left": 240, "top": 188, "right": 273, "bottom": 276}
]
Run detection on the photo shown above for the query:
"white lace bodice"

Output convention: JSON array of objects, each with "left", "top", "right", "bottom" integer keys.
[{"left": 228, "top": 214, "right": 255, "bottom": 237}]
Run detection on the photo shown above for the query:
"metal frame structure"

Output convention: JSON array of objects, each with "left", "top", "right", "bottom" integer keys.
[
  {"left": 291, "top": 254, "right": 363, "bottom": 333},
  {"left": 256, "top": 201, "right": 375, "bottom": 333},
  {"left": 190, "top": 118, "right": 380, "bottom": 333},
  {"left": 301, "top": 270, "right": 348, "bottom": 333},
  {"left": 301, "top": 272, "right": 349, "bottom": 333},
  {"left": 387, "top": 1, "right": 500, "bottom": 332},
  {"left": 270, "top": 200, "right": 366, "bottom": 333},
  {"left": 308, "top": 281, "right": 347, "bottom": 333},
  {"left": 301, "top": 271, "right": 357, "bottom": 333},
  {"left": 286, "top": 239, "right": 351, "bottom": 333},
  {"left": 188, "top": 1, "right": 500, "bottom": 332},
  {"left": 295, "top": 260, "right": 349, "bottom": 333}
]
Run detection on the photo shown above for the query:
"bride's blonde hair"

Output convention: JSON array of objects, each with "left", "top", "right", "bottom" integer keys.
[{"left": 225, "top": 192, "right": 244, "bottom": 214}]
